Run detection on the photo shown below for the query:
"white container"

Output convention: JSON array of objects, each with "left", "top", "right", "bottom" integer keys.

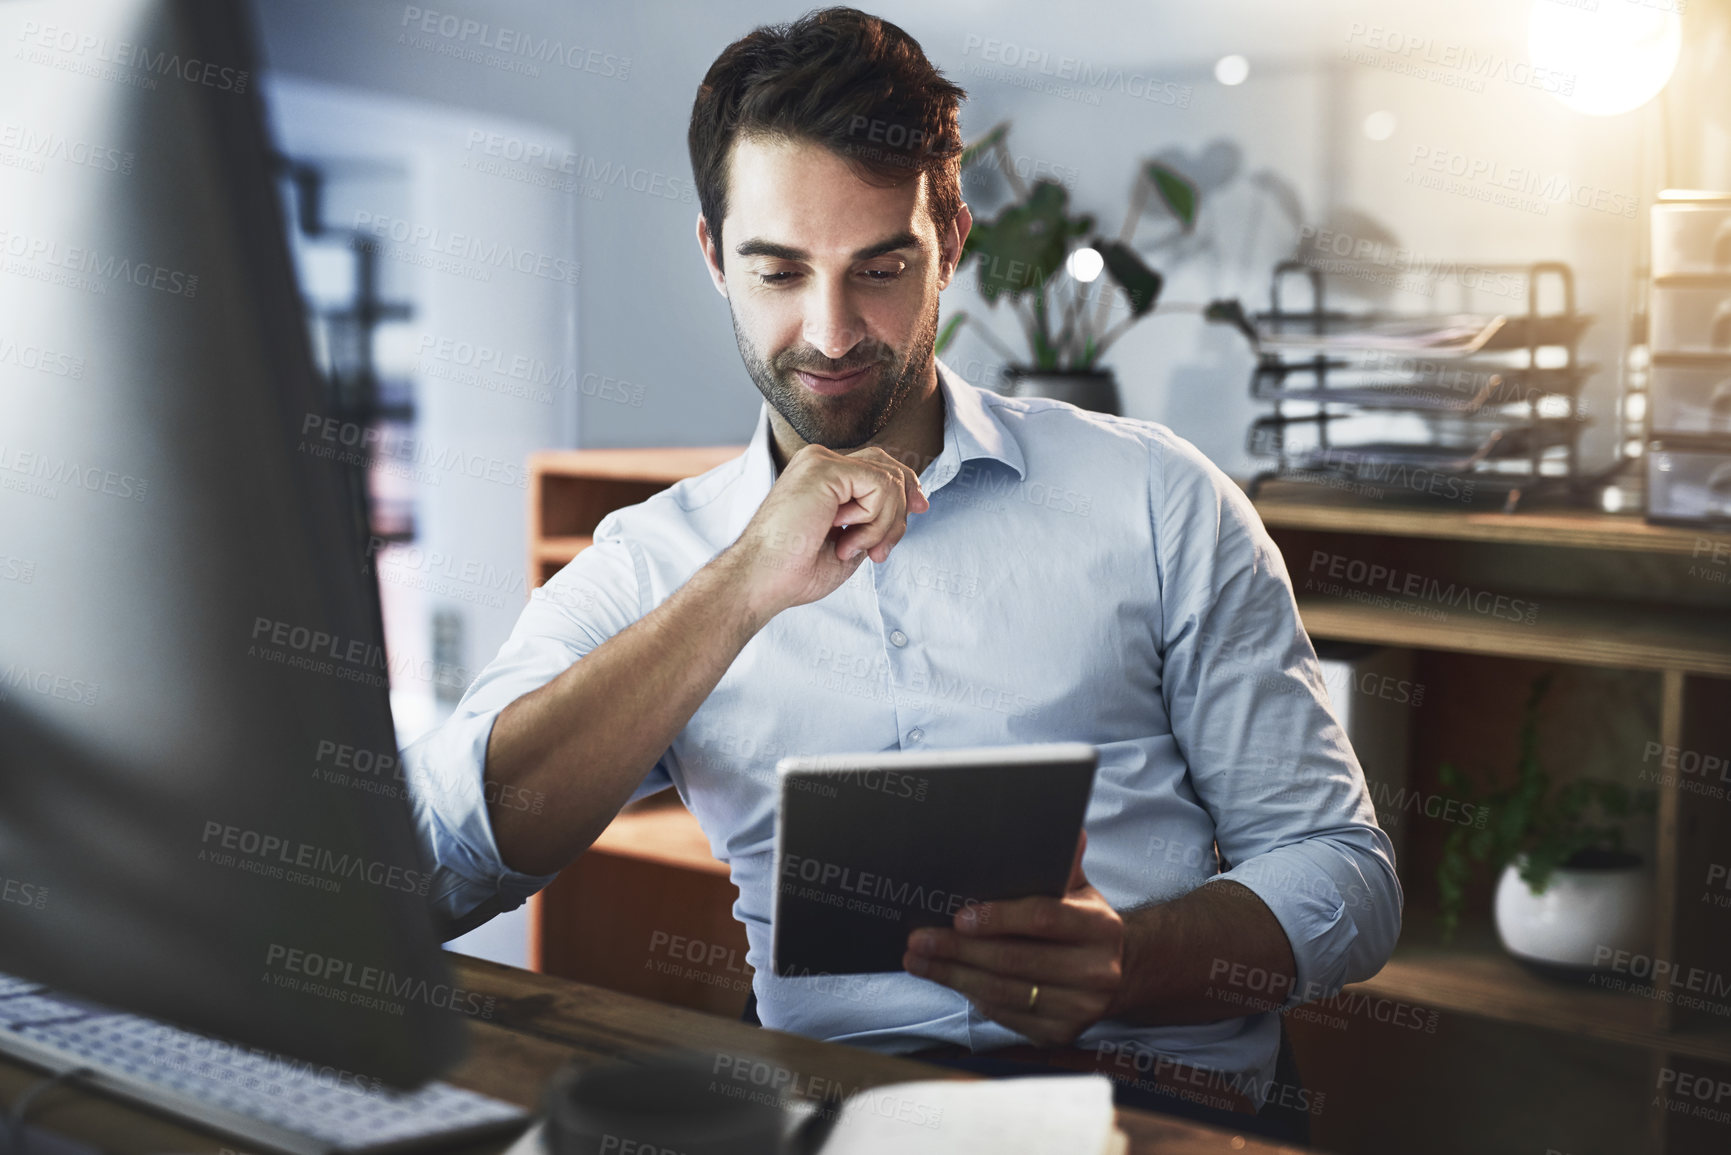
[
  {"left": 1650, "top": 285, "right": 1731, "bottom": 355},
  {"left": 1493, "top": 855, "right": 1651, "bottom": 970},
  {"left": 1650, "top": 360, "right": 1731, "bottom": 435},
  {"left": 1652, "top": 201, "right": 1731, "bottom": 278},
  {"left": 1647, "top": 442, "right": 1731, "bottom": 524},
  {"left": 1316, "top": 644, "right": 1414, "bottom": 870}
]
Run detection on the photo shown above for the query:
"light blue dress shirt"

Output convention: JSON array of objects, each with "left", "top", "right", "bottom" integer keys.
[{"left": 403, "top": 359, "right": 1401, "bottom": 1091}]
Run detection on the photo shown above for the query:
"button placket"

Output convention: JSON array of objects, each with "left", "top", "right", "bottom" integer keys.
[{"left": 874, "top": 548, "right": 928, "bottom": 751}]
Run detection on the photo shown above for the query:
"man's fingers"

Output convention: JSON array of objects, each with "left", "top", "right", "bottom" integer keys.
[
  {"left": 956, "top": 895, "right": 1097, "bottom": 941},
  {"left": 832, "top": 500, "right": 872, "bottom": 526},
  {"left": 1067, "top": 829, "right": 1089, "bottom": 892},
  {"left": 908, "top": 927, "right": 1113, "bottom": 987},
  {"left": 834, "top": 520, "right": 903, "bottom": 563},
  {"left": 827, "top": 463, "right": 908, "bottom": 561},
  {"left": 840, "top": 509, "right": 911, "bottom": 563},
  {"left": 902, "top": 950, "right": 1103, "bottom": 1025},
  {"left": 902, "top": 951, "right": 1033, "bottom": 1008},
  {"left": 963, "top": 1006, "right": 1064, "bottom": 1046},
  {"left": 773, "top": 444, "right": 924, "bottom": 567},
  {"left": 885, "top": 455, "right": 929, "bottom": 515},
  {"left": 848, "top": 445, "right": 929, "bottom": 515}
]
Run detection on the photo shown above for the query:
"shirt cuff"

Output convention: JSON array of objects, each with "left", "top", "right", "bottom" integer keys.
[
  {"left": 1210, "top": 838, "right": 1391, "bottom": 1012},
  {"left": 402, "top": 708, "right": 560, "bottom": 941}
]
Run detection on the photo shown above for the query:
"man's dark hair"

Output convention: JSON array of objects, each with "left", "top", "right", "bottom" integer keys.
[{"left": 688, "top": 6, "right": 966, "bottom": 262}]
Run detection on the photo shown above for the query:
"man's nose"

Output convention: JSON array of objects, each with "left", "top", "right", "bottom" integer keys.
[{"left": 801, "top": 276, "right": 867, "bottom": 361}]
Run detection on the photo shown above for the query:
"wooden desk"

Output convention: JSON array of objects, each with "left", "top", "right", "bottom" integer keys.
[{"left": 0, "top": 954, "right": 1312, "bottom": 1155}]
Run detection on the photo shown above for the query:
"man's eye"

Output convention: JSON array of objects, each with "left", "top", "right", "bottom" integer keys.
[{"left": 754, "top": 267, "right": 901, "bottom": 285}]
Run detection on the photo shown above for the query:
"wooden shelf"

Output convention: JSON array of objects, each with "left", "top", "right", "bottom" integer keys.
[
  {"left": 528, "top": 445, "right": 742, "bottom": 484},
  {"left": 586, "top": 791, "right": 728, "bottom": 877},
  {"left": 526, "top": 447, "right": 744, "bottom": 594},
  {"left": 1253, "top": 492, "right": 1722, "bottom": 556},
  {"left": 534, "top": 535, "right": 593, "bottom": 564},
  {"left": 1295, "top": 594, "right": 1731, "bottom": 677},
  {"left": 1349, "top": 921, "right": 1731, "bottom": 1064}
]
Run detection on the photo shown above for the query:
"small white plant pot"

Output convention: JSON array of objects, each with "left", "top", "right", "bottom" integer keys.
[{"left": 1493, "top": 853, "right": 1651, "bottom": 972}]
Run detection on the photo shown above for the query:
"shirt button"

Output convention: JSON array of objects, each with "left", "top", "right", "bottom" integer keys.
[
  {"left": 907, "top": 728, "right": 925, "bottom": 744},
  {"left": 889, "top": 630, "right": 909, "bottom": 648}
]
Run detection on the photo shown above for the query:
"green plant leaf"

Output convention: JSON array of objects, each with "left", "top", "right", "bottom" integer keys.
[
  {"left": 1147, "top": 161, "right": 1199, "bottom": 231},
  {"left": 1203, "top": 299, "right": 1258, "bottom": 347},
  {"left": 1436, "top": 824, "right": 1472, "bottom": 941},
  {"left": 968, "top": 179, "right": 1074, "bottom": 306},
  {"left": 959, "top": 122, "right": 1011, "bottom": 171},
  {"left": 1432, "top": 671, "right": 1656, "bottom": 940},
  {"left": 935, "top": 312, "right": 967, "bottom": 356},
  {"left": 1091, "top": 238, "right": 1163, "bottom": 318},
  {"left": 1249, "top": 168, "right": 1304, "bottom": 230}
]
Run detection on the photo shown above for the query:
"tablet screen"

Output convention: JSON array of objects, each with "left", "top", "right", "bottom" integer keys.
[{"left": 771, "top": 742, "right": 1098, "bottom": 976}]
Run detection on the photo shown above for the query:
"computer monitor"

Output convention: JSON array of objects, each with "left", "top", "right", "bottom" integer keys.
[{"left": 0, "top": 0, "right": 463, "bottom": 1088}]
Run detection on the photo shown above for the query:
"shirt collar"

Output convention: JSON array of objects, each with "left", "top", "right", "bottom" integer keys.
[{"left": 724, "top": 357, "right": 1026, "bottom": 542}]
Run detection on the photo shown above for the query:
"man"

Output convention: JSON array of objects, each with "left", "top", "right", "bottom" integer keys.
[{"left": 405, "top": 5, "right": 1399, "bottom": 1137}]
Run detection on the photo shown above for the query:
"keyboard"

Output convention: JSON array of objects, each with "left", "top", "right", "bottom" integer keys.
[{"left": 0, "top": 972, "right": 530, "bottom": 1154}]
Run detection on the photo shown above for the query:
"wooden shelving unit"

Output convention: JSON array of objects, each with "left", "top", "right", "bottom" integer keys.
[
  {"left": 533, "top": 535, "right": 594, "bottom": 566},
  {"left": 1293, "top": 595, "right": 1731, "bottom": 678},
  {"left": 1348, "top": 918, "right": 1731, "bottom": 1064},
  {"left": 525, "top": 447, "right": 741, "bottom": 587},
  {"left": 1257, "top": 498, "right": 1725, "bottom": 557},
  {"left": 586, "top": 790, "right": 729, "bottom": 878},
  {"left": 1255, "top": 489, "right": 1731, "bottom": 1155}
]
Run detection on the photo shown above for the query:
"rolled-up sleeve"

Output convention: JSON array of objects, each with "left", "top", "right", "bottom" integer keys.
[
  {"left": 402, "top": 526, "right": 674, "bottom": 940},
  {"left": 1150, "top": 431, "right": 1402, "bottom": 1008}
]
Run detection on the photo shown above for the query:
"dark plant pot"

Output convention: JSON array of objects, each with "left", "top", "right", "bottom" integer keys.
[{"left": 1004, "top": 367, "right": 1120, "bottom": 415}]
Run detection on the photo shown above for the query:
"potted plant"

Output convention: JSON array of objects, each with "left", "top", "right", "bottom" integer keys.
[
  {"left": 1435, "top": 672, "right": 1656, "bottom": 978},
  {"left": 934, "top": 123, "right": 1203, "bottom": 414}
]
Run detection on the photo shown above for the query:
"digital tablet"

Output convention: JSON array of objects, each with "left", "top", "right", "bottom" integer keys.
[{"left": 771, "top": 742, "right": 1099, "bottom": 977}]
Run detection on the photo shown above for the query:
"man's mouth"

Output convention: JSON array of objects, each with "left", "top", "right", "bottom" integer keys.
[{"left": 792, "top": 363, "right": 877, "bottom": 396}]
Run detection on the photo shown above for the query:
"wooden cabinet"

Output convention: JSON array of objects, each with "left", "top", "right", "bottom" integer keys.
[
  {"left": 527, "top": 447, "right": 742, "bottom": 588},
  {"left": 523, "top": 446, "right": 748, "bottom": 1016}
]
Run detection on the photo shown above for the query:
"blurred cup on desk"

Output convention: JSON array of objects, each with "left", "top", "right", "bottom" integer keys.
[{"left": 544, "top": 1050, "right": 789, "bottom": 1155}]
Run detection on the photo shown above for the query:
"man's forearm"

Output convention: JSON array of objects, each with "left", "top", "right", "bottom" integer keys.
[
  {"left": 1108, "top": 880, "right": 1298, "bottom": 1026},
  {"left": 483, "top": 550, "right": 768, "bottom": 877},
  {"left": 480, "top": 444, "right": 928, "bottom": 880}
]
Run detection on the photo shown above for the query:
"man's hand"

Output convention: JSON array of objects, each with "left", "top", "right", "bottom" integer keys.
[
  {"left": 901, "top": 831, "right": 1125, "bottom": 1048},
  {"left": 721, "top": 443, "right": 929, "bottom": 621}
]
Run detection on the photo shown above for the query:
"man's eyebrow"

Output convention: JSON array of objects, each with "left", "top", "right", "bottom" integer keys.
[{"left": 733, "top": 230, "right": 922, "bottom": 262}]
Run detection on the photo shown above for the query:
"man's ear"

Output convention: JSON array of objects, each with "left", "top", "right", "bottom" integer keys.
[
  {"left": 696, "top": 214, "right": 728, "bottom": 299},
  {"left": 937, "top": 201, "right": 972, "bottom": 290}
]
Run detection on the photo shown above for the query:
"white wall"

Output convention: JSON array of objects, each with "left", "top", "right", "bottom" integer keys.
[{"left": 253, "top": 0, "right": 1711, "bottom": 476}]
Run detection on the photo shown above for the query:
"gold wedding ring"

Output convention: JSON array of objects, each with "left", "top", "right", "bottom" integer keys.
[{"left": 1027, "top": 983, "right": 1040, "bottom": 1012}]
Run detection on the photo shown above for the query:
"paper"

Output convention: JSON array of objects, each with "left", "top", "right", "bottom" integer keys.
[
  {"left": 501, "top": 1073, "right": 1125, "bottom": 1155},
  {"left": 809, "top": 1074, "right": 1120, "bottom": 1155},
  {"left": 1258, "top": 313, "right": 1508, "bottom": 357},
  {"left": 500, "top": 1119, "right": 544, "bottom": 1155}
]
